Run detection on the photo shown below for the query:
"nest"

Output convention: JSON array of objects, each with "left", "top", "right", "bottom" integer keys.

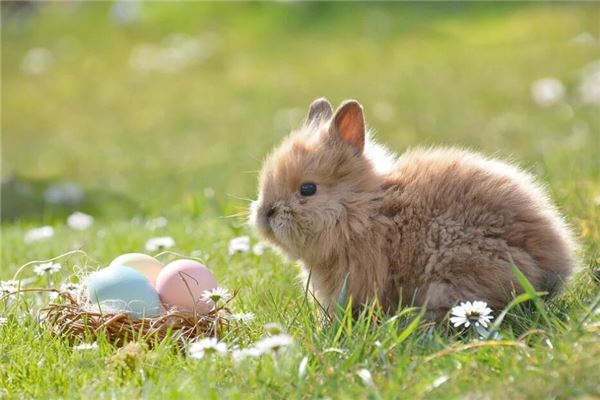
[{"left": 39, "top": 290, "right": 233, "bottom": 348}]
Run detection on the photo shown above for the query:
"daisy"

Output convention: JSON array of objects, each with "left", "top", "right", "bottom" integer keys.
[
  {"left": 253, "top": 334, "right": 294, "bottom": 354},
  {"left": 34, "top": 262, "right": 62, "bottom": 276},
  {"left": 231, "top": 347, "right": 262, "bottom": 362},
  {"left": 356, "top": 368, "right": 374, "bottom": 387},
  {"left": 145, "top": 216, "right": 168, "bottom": 230},
  {"left": 228, "top": 236, "right": 250, "bottom": 255},
  {"left": 24, "top": 226, "right": 54, "bottom": 243},
  {"left": 200, "top": 287, "right": 232, "bottom": 304},
  {"left": 189, "top": 338, "right": 228, "bottom": 359},
  {"left": 229, "top": 312, "right": 255, "bottom": 323},
  {"left": 0, "top": 280, "right": 18, "bottom": 296},
  {"left": 145, "top": 236, "right": 175, "bottom": 252},
  {"left": 60, "top": 282, "right": 81, "bottom": 296},
  {"left": 531, "top": 78, "right": 565, "bottom": 107},
  {"left": 67, "top": 211, "right": 94, "bottom": 231},
  {"left": 264, "top": 322, "right": 284, "bottom": 335},
  {"left": 74, "top": 342, "right": 98, "bottom": 351},
  {"left": 0, "top": 317, "right": 7, "bottom": 326},
  {"left": 450, "top": 301, "right": 494, "bottom": 328},
  {"left": 252, "top": 243, "right": 266, "bottom": 256}
]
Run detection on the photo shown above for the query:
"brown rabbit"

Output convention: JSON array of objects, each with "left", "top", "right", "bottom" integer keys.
[{"left": 251, "top": 98, "right": 576, "bottom": 319}]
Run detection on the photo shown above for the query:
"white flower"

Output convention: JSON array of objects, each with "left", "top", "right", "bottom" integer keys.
[
  {"left": 200, "top": 287, "right": 232, "bottom": 304},
  {"left": 34, "top": 262, "right": 62, "bottom": 276},
  {"left": 67, "top": 211, "right": 94, "bottom": 230},
  {"left": 60, "top": 282, "right": 81, "bottom": 296},
  {"left": 228, "top": 236, "right": 250, "bottom": 255},
  {"left": 145, "top": 236, "right": 175, "bottom": 252},
  {"left": 0, "top": 317, "right": 7, "bottom": 326},
  {"left": 229, "top": 312, "right": 255, "bottom": 323},
  {"left": 264, "top": 322, "right": 284, "bottom": 335},
  {"left": 21, "top": 48, "right": 54, "bottom": 76},
  {"left": 450, "top": 301, "right": 494, "bottom": 328},
  {"left": 357, "top": 368, "right": 375, "bottom": 387},
  {"left": 0, "top": 280, "right": 18, "bottom": 296},
  {"left": 252, "top": 242, "right": 266, "bottom": 256},
  {"left": 254, "top": 334, "right": 294, "bottom": 354},
  {"left": 74, "top": 342, "right": 98, "bottom": 351},
  {"left": 24, "top": 226, "right": 54, "bottom": 243},
  {"left": 146, "top": 216, "right": 168, "bottom": 230},
  {"left": 298, "top": 356, "right": 309, "bottom": 379},
  {"left": 531, "top": 78, "right": 565, "bottom": 107},
  {"left": 189, "top": 338, "right": 228, "bottom": 359},
  {"left": 578, "top": 60, "right": 600, "bottom": 105},
  {"left": 231, "top": 347, "right": 262, "bottom": 362}
]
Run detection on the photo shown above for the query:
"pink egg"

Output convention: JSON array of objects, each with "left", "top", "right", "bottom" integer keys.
[{"left": 155, "top": 259, "right": 217, "bottom": 314}]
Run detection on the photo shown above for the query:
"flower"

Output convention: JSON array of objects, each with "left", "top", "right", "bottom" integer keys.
[
  {"left": 228, "top": 236, "right": 250, "bottom": 255},
  {"left": 145, "top": 236, "right": 175, "bottom": 252},
  {"left": 450, "top": 301, "right": 494, "bottom": 328},
  {"left": 74, "top": 342, "right": 98, "bottom": 351},
  {"left": 60, "top": 282, "right": 81, "bottom": 296},
  {"left": 200, "top": 287, "right": 232, "bottom": 304},
  {"left": 0, "top": 280, "right": 18, "bottom": 296},
  {"left": 253, "top": 334, "right": 294, "bottom": 354},
  {"left": 0, "top": 317, "right": 7, "bottom": 326},
  {"left": 146, "top": 216, "right": 168, "bottom": 230},
  {"left": 24, "top": 226, "right": 54, "bottom": 243},
  {"left": 356, "top": 368, "right": 375, "bottom": 387},
  {"left": 231, "top": 347, "right": 262, "bottom": 362},
  {"left": 578, "top": 60, "right": 600, "bottom": 105},
  {"left": 189, "top": 338, "right": 228, "bottom": 359},
  {"left": 230, "top": 312, "right": 255, "bottom": 323},
  {"left": 264, "top": 322, "right": 284, "bottom": 335},
  {"left": 531, "top": 78, "right": 565, "bottom": 107},
  {"left": 21, "top": 48, "right": 54, "bottom": 76},
  {"left": 67, "top": 211, "right": 94, "bottom": 231},
  {"left": 252, "top": 242, "right": 266, "bottom": 256},
  {"left": 298, "top": 356, "right": 309, "bottom": 379},
  {"left": 34, "top": 262, "right": 62, "bottom": 276}
]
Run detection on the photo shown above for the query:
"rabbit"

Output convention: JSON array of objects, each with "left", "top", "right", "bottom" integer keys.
[{"left": 250, "top": 97, "right": 577, "bottom": 320}]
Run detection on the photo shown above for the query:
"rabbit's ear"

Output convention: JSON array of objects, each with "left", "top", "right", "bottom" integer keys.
[
  {"left": 331, "top": 100, "right": 365, "bottom": 153},
  {"left": 306, "top": 97, "right": 333, "bottom": 125}
]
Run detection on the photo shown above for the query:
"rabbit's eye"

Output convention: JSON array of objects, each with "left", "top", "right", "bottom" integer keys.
[{"left": 299, "top": 182, "right": 317, "bottom": 196}]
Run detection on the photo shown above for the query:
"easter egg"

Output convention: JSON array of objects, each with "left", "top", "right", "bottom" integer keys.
[
  {"left": 155, "top": 259, "right": 217, "bottom": 314},
  {"left": 85, "top": 265, "right": 161, "bottom": 318},
  {"left": 109, "top": 253, "right": 163, "bottom": 285}
]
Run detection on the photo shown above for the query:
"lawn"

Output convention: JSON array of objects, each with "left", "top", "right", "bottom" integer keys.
[{"left": 1, "top": 2, "right": 600, "bottom": 399}]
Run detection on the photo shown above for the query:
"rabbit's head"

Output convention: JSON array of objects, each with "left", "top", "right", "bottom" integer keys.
[{"left": 251, "top": 98, "right": 387, "bottom": 261}]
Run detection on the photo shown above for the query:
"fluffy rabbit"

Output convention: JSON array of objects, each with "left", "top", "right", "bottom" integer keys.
[{"left": 251, "top": 98, "right": 576, "bottom": 319}]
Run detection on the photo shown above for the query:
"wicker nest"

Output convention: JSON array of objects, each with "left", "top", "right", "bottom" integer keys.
[{"left": 38, "top": 289, "right": 233, "bottom": 348}]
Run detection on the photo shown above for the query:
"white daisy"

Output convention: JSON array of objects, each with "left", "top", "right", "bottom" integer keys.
[
  {"left": 34, "top": 262, "right": 62, "bottom": 276},
  {"left": 67, "top": 211, "right": 94, "bottom": 231},
  {"left": 531, "top": 78, "right": 565, "bottom": 107},
  {"left": 228, "top": 236, "right": 250, "bottom": 255},
  {"left": 231, "top": 347, "right": 262, "bottom": 362},
  {"left": 145, "top": 216, "right": 168, "bottom": 230},
  {"left": 0, "top": 280, "right": 18, "bottom": 296},
  {"left": 450, "top": 301, "right": 494, "bottom": 328},
  {"left": 0, "top": 317, "right": 7, "bottom": 326},
  {"left": 357, "top": 368, "right": 375, "bottom": 387},
  {"left": 74, "top": 342, "right": 98, "bottom": 351},
  {"left": 60, "top": 282, "right": 81, "bottom": 296},
  {"left": 252, "top": 242, "right": 266, "bottom": 256},
  {"left": 264, "top": 322, "right": 284, "bottom": 335},
  {"left": 189, "top": 338, "right": 228, "bottom": 359},
  {"left": 229, "top": 312, "right": 256, "bottom": 323},
  {"left": 253, "top": 334, "right": 294, "bottom": 354},
  {"left": 24, "top": 226, "right": 54, "bottom": 243},
  {"left": 200, "top": 287, "right": 232, "bottom": 304},
  {"left": 145, "top": 236, "right": 175, "bottom": 252}
]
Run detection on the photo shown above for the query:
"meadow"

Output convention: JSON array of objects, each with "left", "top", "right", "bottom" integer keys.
[{"left": 1, "top": 2, "right": 600, "bottom": 399}]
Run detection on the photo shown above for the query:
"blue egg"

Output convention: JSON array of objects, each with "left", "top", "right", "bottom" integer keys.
[{"left": 85, "top": 265, "right": 161, "bottom": 318}]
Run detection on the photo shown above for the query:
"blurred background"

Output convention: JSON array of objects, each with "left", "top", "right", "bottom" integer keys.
[{"left": 2, "top": 1, "right": 599, "bottom": 225}]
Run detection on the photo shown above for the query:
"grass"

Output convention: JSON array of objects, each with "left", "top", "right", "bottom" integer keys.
[{"left": 1, "top": 2, "right": 600, "bottom": 399}]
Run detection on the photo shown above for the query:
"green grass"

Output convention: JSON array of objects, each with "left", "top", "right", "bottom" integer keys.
[{"left": 2, "top": 2, "right": 600, "bottom": 399}]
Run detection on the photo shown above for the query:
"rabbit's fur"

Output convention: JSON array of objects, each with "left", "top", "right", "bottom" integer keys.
[{"left": 251, "top": 98, "right": 576, "bottom": 318}]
